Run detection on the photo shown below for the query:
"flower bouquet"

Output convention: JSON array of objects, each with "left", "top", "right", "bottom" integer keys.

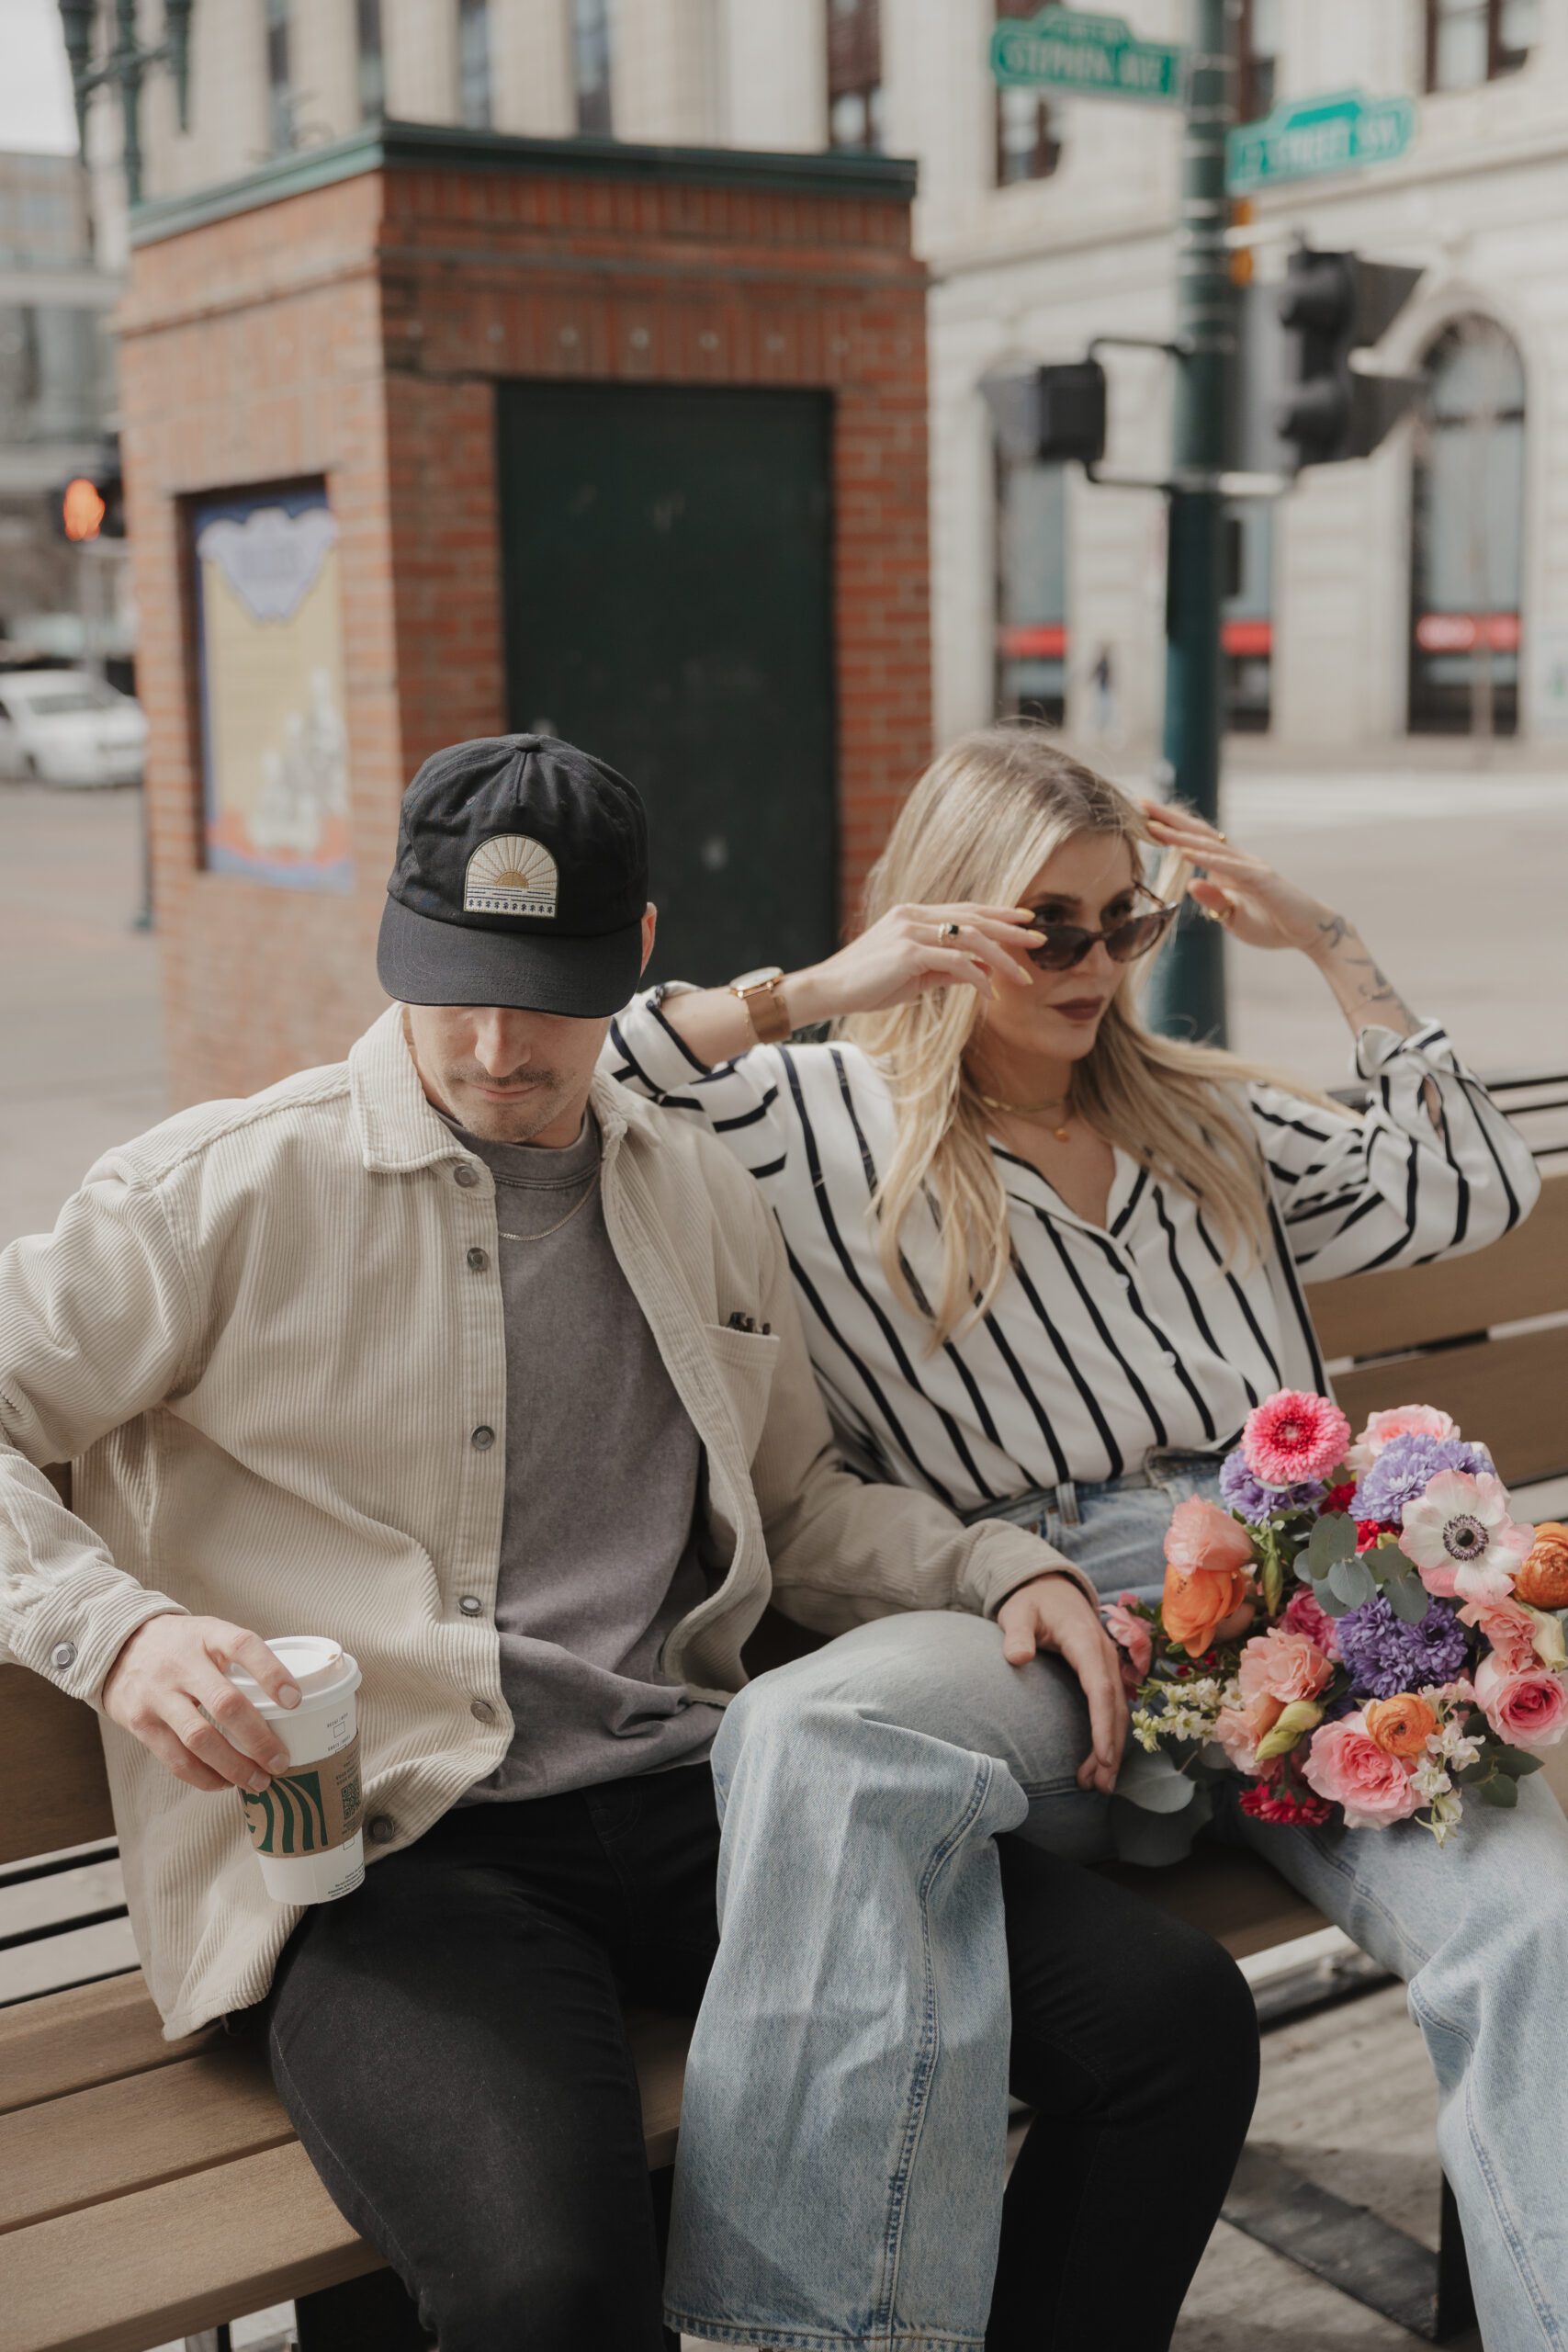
[{"left": 1105, "top": 1392, "right": 1568, "bottom": 1848}]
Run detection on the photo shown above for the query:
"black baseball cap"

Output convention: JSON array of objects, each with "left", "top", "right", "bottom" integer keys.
[{"left": 377, "top": 734, "right": 649, "bottom": 1017}]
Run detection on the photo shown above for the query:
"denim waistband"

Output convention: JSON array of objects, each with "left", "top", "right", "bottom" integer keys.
[{"left": 960, "top": 1448, "right": 1226, "bottom": 1533}]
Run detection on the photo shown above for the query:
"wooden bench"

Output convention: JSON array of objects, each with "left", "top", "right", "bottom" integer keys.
[{"left": 5, "top": 1124, "right": 1564, "bottom": 2352}]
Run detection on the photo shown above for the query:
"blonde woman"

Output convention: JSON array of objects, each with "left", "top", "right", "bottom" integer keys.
[{"left": 610, "top": 726, "right": 1558, "bottom": 2352}]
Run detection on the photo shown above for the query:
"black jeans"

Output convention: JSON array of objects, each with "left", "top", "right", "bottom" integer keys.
[{"left": 263, "top": 1762, "right": 1258, "bottom": 2351}]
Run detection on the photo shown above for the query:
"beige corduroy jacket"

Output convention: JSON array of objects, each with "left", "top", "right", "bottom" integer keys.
[{"left": 0, "top": 1005, "right": 1083, "bottom": 2040}]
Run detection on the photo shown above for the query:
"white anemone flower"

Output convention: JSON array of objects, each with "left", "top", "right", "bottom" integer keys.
[{"left": 1401, "top": 1470, "right": 1534, "bottom": 1604}]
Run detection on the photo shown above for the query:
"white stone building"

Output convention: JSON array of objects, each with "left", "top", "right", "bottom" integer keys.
[{"left": 82, "top": 0, "right": 1568, "bottom": 759}]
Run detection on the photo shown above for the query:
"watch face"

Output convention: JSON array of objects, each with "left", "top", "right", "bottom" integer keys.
[{"left": 732, "top": 967, "right": 784, "bottom": 993}]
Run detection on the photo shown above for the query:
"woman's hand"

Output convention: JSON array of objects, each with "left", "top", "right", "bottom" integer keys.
[
  {"left": 996, "top": 1573, "right": 1129, "bottom": 1794},
  {"left": 1140, "top": 798, "right": 1340, "bottom": 956},
  {"left": 791, "top": 903, "right": 1043, "bottom": 1023}
]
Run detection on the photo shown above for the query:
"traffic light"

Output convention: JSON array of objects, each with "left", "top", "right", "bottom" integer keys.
[
  {"left": 1275, "top": 249, "right": 1425, "bottom": 470},
  {"left": 53, "top": 449, "right": 125, "bottom": 541},
  {"left": 981, "top": 360, "right": 1107, "bottom": 468}
]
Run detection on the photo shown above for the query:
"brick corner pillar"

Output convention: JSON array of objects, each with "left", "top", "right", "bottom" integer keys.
[{"left": 119, "top": 126, "right": 931, "bottom": 1104}]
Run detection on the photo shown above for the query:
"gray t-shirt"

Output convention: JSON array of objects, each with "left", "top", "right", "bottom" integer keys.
[{"left": 452, "top": 1109, "right": 724, "bottom": 1802}]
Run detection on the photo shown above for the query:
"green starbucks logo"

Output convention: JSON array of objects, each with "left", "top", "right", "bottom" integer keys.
[{"left": 243, "top": 1769, "right": 329, "bottom": 1855}]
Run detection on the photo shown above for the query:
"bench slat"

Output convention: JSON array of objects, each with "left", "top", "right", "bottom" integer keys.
[
  {"left": 0, "top": 2043, "right": 296, "bottom": 2234},
  {"left": 1313, "top": 1170, "right": 1568, "bottom": 1360},
  {"left": 1335, "top": 1322, "right": 1568, "bottom": 1490},
  {"left": 1101, "top": 1846, "right": 1327, "bottom": 1961},
  {"left": 3, "top": 2135, "right": 378, "bottom": 2352},
  {"left": 0, "top": 1667, "right": 114, "bottom": 1869},
  {"left": 0, "top": 1970, "right": 218, "bottom": 2118}
]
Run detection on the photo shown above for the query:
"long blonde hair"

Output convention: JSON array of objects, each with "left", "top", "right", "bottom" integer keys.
[{"left": 845, "top": 725, "right": 1323, "bottom": 1349}]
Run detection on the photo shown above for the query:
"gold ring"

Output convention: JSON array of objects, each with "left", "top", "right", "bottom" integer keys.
[{"left": 940, "top": 922, "right": 962, "bottom": 940}]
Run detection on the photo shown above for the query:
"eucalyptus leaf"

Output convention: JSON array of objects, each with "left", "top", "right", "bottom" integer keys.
[
  {"left": 1114, "top": 1743, "right": 1202, "bottom": 1815},
  {"left": 1385, "top": 1573, "right": 1432, "bottom": 1625},
  {"left": 1306, "top": 1512, "right": 1358, "bottom": 1574},
  {"left": 1111, "top": 1787, "right": 1212, "bottom": 1867},
  {"left": 1317, "top": 1582, "right": 1354, "bottom": 1617},
  {"left": 1495, "top": 1749, "right": 1547, "bottom": 1778},
  {"left": 1454, "top": 1758, "right": 1494, "bottom": 1786},
  {"left": 1326, "top": 1553, "right": 1373, "bottom": 1609},
  {"left": 1477, "top": 1773, "right": 1520, "bottom": 1809}
]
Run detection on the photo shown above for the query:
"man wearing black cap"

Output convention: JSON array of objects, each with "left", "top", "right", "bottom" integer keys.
[{"left": 0, "top": 735, "right": 1223, "bottom": 2352}]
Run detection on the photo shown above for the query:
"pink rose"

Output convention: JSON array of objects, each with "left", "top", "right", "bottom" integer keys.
[
  {"left": 1102, "top": 1598, "right": 1153, "bottom": 1690},
  {"left": 1237, "top": 1626, "right": 1334, "bottom": 1709},
  {"left": 1348, "top": 1405, "right": 1458, "bottom": 1474},
  {"left": 1301, "top": 1713, "right": 1422, "bottom": 1828},
  {"left": 1472, "top": 1655, "right": 1568, "bottom": 1752},
  {"left": 1282, "top": 1587, "right": 1339, "bottom": 1659},
  {"left": 1213, "top": 1690, "right": 1285, "bottom": 1774},
  {"left": 1459, "top": 1594, "right": 1540, "bottom": 1676}
]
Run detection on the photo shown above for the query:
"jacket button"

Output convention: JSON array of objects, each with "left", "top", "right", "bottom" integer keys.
[
  {"left": 466, "top": 1247, "right": 488, "bottom": 1272},
  {"left": 458, "top": 1594, "right": 483, "bottom": 1616},
  {"left": 454, "top": 1164, "right": 479, "bottom": 1189},
  {"left": 51, "top": 1641, "right": 77, "bottom": 1670},
  {"left": 368, "top": 1815, "right": 396, "bottom": 1843},
  {"left": 469, "top": 1698, "right": 496, "bottom": 1723},
  {"left": 470, "top": 1424, "right": 495, "bottom": 1451}
]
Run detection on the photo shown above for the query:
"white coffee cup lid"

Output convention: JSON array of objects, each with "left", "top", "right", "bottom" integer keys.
[{"left": 228, "top": 1636, "right": 360, "bottom": 1712}]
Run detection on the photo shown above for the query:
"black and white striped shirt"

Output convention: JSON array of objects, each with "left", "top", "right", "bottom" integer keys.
[{"left": 606, "top": 998, "right": 1540, "bottom": 1516}]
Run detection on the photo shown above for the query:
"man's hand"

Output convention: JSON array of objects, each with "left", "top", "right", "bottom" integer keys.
[
  {"left": 996, "top": 1574, "right": 1129, "bottom": 1795},
  {"left": 101, "top": 1616, "right": 301, "bottom": 1794}
]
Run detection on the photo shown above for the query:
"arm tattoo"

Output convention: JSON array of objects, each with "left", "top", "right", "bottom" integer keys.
[
  {"left": 1348, "top": 953, "right": 1418, "bottom": 1030},
  {"left": 1314, "top": 910, "right": 1351, "bottom": 953}
]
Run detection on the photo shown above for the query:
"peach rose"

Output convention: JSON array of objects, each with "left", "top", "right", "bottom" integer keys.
[
  {"left": 1301, "top": 1713, "right": 1422, "bottom": 1828},
  {"left": 1162, "top": 1498, "right": 1256, "bottom": 1658},
  {"left": 1213, "top": 1690, "right": 1285, "bottom": 1773},
  {"left": 1237, "top": 1626, "right": 1334, "bottom": 1709},
  {"left": 1348, "top": 1405, "right": 1457, "bottom": 1473},
  {"left": 1363, "top": 1694, "right": 1439, "bottom": 1760},
  {"left": 1472, "top": 1655, "right": 1568, "bottom": 1752},
  {"left": 1515, "top": 1522, "right": 1568, "bottom": 1611}
]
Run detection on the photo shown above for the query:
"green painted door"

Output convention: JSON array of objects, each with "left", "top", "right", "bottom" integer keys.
[{"left": 498, "top": 382, "right": 837, "bottom": 989}]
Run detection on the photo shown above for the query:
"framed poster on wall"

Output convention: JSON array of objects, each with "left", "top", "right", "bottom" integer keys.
[{"left": 192, "top": 482, "right": 353, "bottom": 890}]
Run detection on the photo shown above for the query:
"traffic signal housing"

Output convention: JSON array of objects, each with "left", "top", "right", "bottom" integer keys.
[
  {"left": 53, "top": 447, "right": 125, "bottom": 541},
  {"left": 1275, "top": 249, "right": 1425, "bottom": 470},
  {"left": 981, "top": 360, "right": 1108, "bottom": 469}
]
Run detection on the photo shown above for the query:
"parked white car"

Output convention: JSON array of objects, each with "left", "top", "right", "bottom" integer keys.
[{"left": 0, "top": 669, "right": 147, "bottom": 787}]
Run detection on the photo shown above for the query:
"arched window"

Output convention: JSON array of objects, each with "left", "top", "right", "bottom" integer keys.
[{"left": 1409, "top": 316, "right": 1525, "bottom": 737}]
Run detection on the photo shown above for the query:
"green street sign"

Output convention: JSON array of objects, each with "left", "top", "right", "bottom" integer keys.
[
  {"left": 1227, "top": 88, "right": 1417, "bottom": 193},
  {"left": 989, "top": 9, "right": 1186, "bottom": 106}
]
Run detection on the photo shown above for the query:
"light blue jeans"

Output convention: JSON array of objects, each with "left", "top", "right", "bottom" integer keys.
[
  {"left": 666, "top": 1689, "right": 1030, "bottom": 2350},
  {"left": 737, "top": 1456, "right": 1568, "bottom": 2352}
]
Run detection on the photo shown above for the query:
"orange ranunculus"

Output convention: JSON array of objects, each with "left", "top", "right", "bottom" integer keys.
[
  {"left": 1363, "top": 1693, "right": 1439, "bottom": 1760},
  {"left": 1162, "top": 1558, "right": 1254, "bottom": 1660},
  {"left": 1516, "top": 1522, "right": 1568, "bottom": 1611},
  {"left": 1162, "top": 1497, "right": 1256, "bottom": 1657}
]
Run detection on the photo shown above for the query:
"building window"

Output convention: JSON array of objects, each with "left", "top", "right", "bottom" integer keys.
[
  {"left": 996, "top": 450, "right": 1068, "bottom": 728},
  {"left": 457, "top": 0, "right": 492, "bottom": 130},
  {"left": 1409, "top": 316, "right": 1525, "bottom": 738},
  {"left": 355, "top": 0, "right": 385, "bottom": 122},
  {"left": 265, "top": 0, "right": 292, "bottom": 153},
  {"left": 572, "top": 0, "right": 614, "bottom": 136},
  {"left": 995, "top": 1, "right": 1060, "bottom": 185},
  {"left": 828, "top": 0, "right": 882, "bottom": 153},
  {"left": 1426, "top": 0, "right": 1538, "bottom": 90},
  {"left": 1235, "top": 0, "right": 1280, "bottom": 123}
]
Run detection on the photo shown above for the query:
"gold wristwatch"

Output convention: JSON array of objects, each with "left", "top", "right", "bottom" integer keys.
[{"left": 728, "top": 966, "right": 792, "bottom": 1046}]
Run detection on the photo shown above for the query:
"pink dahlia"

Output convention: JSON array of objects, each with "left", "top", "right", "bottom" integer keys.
[{"left": 1241, "top": 1391, "right": 1354, "bottom": 1488}]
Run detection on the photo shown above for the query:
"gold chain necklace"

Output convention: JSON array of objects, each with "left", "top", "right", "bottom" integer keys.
[
  {"left": 974, "top": 1088, "right": 1073, "bottom": 1145},
  {"left": 497, "top": 1168, "right": 601, "bottom": 1243}
]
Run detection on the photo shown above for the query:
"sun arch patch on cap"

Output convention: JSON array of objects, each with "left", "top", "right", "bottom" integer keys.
[{"left": 463, "top": 833, "right": 559, "bottom": 919}]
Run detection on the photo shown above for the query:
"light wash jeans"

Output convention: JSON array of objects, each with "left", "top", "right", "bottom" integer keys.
[
  {"left": 735, "top": 1454, "right": 1568, "bottom": 2352},
  {"left": 666, "top": 1690, "right": 1030, "bottom": 2350}
]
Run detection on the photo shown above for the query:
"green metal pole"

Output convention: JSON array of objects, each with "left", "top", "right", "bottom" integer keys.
[{"left": 1148, "top": 0, "right": 1235, "bottom": 1046}]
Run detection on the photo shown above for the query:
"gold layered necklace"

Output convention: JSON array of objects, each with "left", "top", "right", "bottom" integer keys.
[{"left": 974, "top": 1087, "right": 1073, "bottom": 1145}]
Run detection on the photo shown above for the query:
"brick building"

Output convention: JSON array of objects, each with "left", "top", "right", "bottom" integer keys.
[{"left": 118, "top": 125, "right": 930, "bottom": 1102}]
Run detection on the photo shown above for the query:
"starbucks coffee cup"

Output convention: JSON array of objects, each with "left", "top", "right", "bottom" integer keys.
[{"left": 229, "top": 1637, "right": 365, "bottom": 1905}]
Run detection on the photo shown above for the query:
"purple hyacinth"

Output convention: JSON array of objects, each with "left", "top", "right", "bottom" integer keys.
[
  {"left": 1218, "top": 1446, "right": 1325, "bottom": 1523},
  {"left": 1335, "top": 1593, "right": 1472, "bottom": 1701},
  {"left": 1348, "top": 1434, "right": 1494, "bottom": 1526}
]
